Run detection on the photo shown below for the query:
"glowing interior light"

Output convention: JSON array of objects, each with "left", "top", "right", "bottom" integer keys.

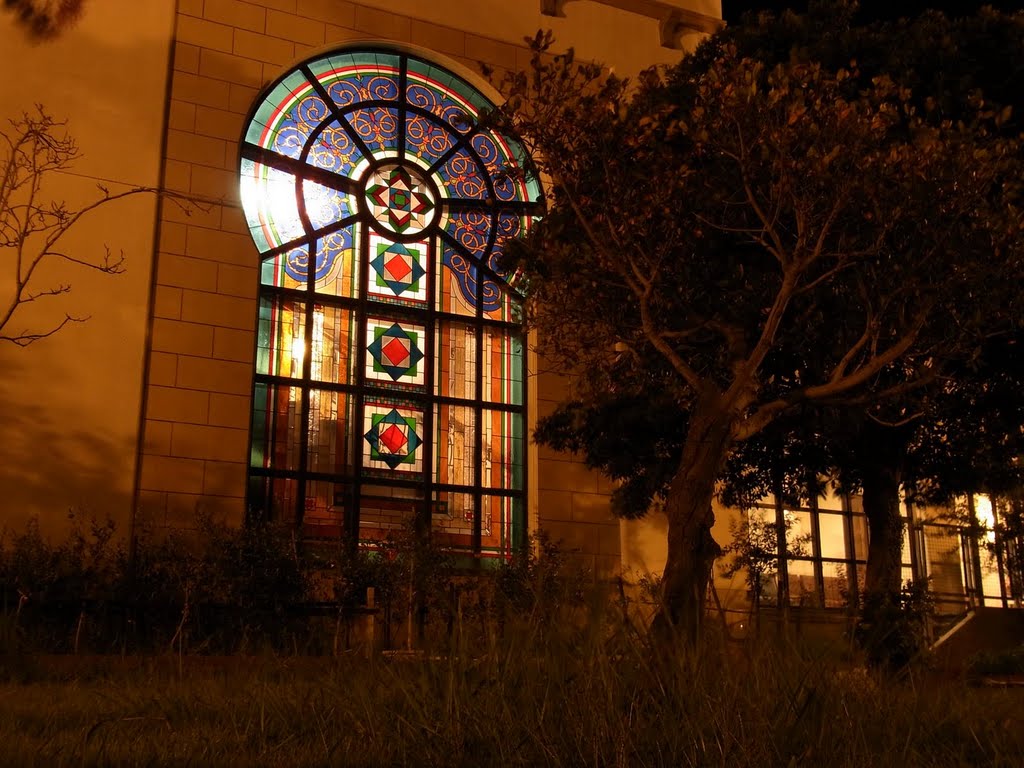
[
  {"left": 291, "top": 337, "right": 305, "bottom": 365},
  {"left": 303, "top": 181, "right": 340, "bottom": 229},
  {"left": 975, "top": 494, "right": 997, "bottom": 544},
  {"left": 240, "top": 163, "right": 304, "bottom": 244}
]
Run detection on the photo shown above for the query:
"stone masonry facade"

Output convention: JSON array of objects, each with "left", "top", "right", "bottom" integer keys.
[{"left": 136, "top": 0, "right": 624, "bottom": 575}]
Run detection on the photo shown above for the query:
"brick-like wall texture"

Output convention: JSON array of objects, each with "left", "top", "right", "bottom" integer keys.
[{"left": 137, "top": 0, "right": 622, "bottom": 574}]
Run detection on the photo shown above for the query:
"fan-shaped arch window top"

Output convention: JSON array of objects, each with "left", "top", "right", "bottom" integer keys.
[{"left": 240, "top": 47, "right": 543, "bottom": 558}]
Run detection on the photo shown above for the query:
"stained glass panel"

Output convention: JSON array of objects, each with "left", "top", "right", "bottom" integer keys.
[
  {"left": 405, "top": 59, "right": 489, "bottom": 132},
  {"left": 309, "top": 305, "right": 354, "bottom": 384},
  {"left": 364, "top": 164, "right": 437, "bottom": 235},
  {"left": 308, "top": 52, "right": 402, "bottom": 108},
  {"left": 240, "top": 158, "right": 304, "bottom": 251},
  {"left": 435, "top": 243, "right": 476, "bottom": 317},
  {"left": 312, "top": 227, "right": 359, "bottom": 297},
  {"left": 470, "top": 132, "right": 530, "bottom": 202},
  {"left": 483, "top": 329, "right": 524, "bottom": 405},
  {"left": 306, "top": 120, "right": 364, "bottom": 177},
  {"left": 436, "top": 147, "right": 489, "bottom": 199},
  {"left": 363, "top": 400, "right": 425, "bottom": 475},
  {"left": 250, "top": 383, "right": 303, "bottom": 471},
  {"left": 261, "top": 248, "right": 307, "bottom": 291},
  {"left": 435, "top": 321, "right": 477, "bottom": 399},
  {"left": 481, "top": 409, "right": 523, "bottom": 490},
  {"left": 443, "top": 210, "right": 491, "bottom": 260},
  {"left": 358, "top": 486, "right": 422, "bottom": 541},
  {"left": 306, "top": 389, "right": 354, "bottom": 475},
  {"left": 365, "top": 317, "right": 427, "bottom": 389},
  {"left": 244, "top": 71, "right": 325, "bottom": 159},
  {"left": 432, "top": 491, "right": 475, "bottom": 548},
  {"left": 302, "top": 180, "right": 354, "bottom": 230},
  {"left": 302, "top": 480, "right": 348, "bottom": 536},
  {"left": 405, "top": 112, "right": 458, "bottom": 165},
  {"left": 344, "top": 107, "right": 401, "bottom": 158},
  {"left": 435, "top": 404, "right": 476, "bottom": 486},
  {"left": 256, "top": 298, "right": 305, "bottom": 378},
  {"left": 482, "top": 285, "right": 523, "bottom": 323},
  {"left": 367, "top": 234, "right": 429, "bottom": 305},
  {"left": 481, "top": 495, "right": 520, "bottom": 558},
  {"left": 243, "top": 46, "right": 539, "bottom": 554},
  {"left": 489, "top": 212, "right": 528, "bottom": 286}
]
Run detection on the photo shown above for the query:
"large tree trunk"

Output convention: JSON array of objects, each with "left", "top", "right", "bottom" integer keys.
[
  {"left": 653, "top": 396, "right": 732, "bottom": 644},
  {"left": 859, "top": 421, "right": 911, "bottom": 608},
  {"left": 855, "top": 420, "right": 915, "bottom": 667}
]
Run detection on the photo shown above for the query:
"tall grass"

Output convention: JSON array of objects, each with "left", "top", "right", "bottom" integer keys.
[
  {"left": 2, "top": 520, "right": 1021, "bottom": 765},
  {"left": 1, "top": 618, "right": 1022, "bottom": 767}
]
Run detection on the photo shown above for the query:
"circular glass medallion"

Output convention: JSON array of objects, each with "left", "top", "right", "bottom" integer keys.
[{"left": 362, "top": 162, "right": 438, "bottom": 236}]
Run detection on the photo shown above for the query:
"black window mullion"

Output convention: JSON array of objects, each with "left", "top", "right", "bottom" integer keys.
[
  {"left": 351, "top": 222, "right": 370, "bottom": 547},
  {"left": 397, "top": 55, "right": 408, "bottom": 162},
  {"left": 516, "top": 316, "right": 528, "bottom": 555},
  {"left": 425, "top": 122, "right": 487, "bottom": 178},
  {"left": 437, "top": 230, "right": 525, "bottom": 307},
  {"left": 258, "top": 215, "right": 357, "bottom": 261},
  {"left": 472, "top": 242, "right": 485, "bottom": 557},
  {"left": 242, "top": 141, "right": 360, "bottom": 196},
  {"left": 300, "top": 64, "right": 377, "bottom": 163},
  {"left": 421, "top": 234, "right": 437, "bottom": 537},
  {"left": 806, "top": 477, "right": 826, "bottom": 608},
  {"left": 292, "top": 176, "right": 316, "bottom": 528}
]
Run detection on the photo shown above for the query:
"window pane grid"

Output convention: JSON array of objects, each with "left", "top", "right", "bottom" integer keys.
[{"left": 243, "top": 48, "right": 541, "bottom": 556}]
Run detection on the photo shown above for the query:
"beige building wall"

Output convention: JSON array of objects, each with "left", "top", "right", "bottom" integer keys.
[
  {"left": 135, "top": 0, "right": 719, "bottom": 571},
  {"left": 0, "top": 2, "right": 176, "bottom": 537},
  {"left": 0, "top": 0, "right": 721, "bottom": 578}
]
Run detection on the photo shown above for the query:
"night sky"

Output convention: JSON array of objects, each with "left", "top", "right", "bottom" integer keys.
[{"left": 723, "top": 0, "right": 1024, "bottom": 24}]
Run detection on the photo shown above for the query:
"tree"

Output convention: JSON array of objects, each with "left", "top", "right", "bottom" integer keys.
[
  {"left": 709, "top": 4, "right": 1024, "bottom": 662},
  {"left": 501, "top": 17, "right": 1022, "bottom": 641},
  {"left": 1, "top": 0, "right": 86, "bottom": 40},
  {"left": 0, "top": 107, "right": 191, "bottom": 346}
]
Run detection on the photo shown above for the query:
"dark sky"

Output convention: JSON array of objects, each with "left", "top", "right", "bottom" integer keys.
[{"left": 723, "top": 0, "right": 1024, "bottom": 24}]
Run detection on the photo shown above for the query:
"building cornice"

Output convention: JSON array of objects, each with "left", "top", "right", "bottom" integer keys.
[{"left": 540, "top": 0, "right": 725, "bottom": 49}]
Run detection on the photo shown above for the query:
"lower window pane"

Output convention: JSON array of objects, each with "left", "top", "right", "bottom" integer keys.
[
  {"left": 307, "top": 390, "right": 355, "bottom": 475},
  {"left": 433, "top": 491, "right": 475, "bottom": 549},
  {"left": 481, "top": 495, "right": 521, "bottom": 558},
  {"left": 256, "top": 298, "right": 306, "bottom": 378},
  {"left": 302, "top": 480, "right": 349, "bottom": 537},
  {"left": 818, "top": 513, "right": 848, "bottom": 559},
  {"left": 821, "top": 561, "right": 851, "bottom": 608},
  {"left": 358, "top": 484, "right": 422, "bottom": 541},
  {"left": 787, "top": 558, "right": 818, "bottom": 606},
  {"left": 247, "top": 475, "right": 299, "bottom": 523},
  {"left": 250, "top": 383, "right": 303, "bottom": 471},
  {"left": 435, "top": 404, "right": 475, "bottom": 486},
  {"left": 481, "top": 409, "right": 523, "bottom": 490},
  {"left": 362, "top": 400, "right": 426, "bottom": 478}
]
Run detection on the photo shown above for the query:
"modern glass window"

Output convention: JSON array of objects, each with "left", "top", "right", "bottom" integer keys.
[{"left": 238, "top": 46, "right": 543, "bottom": 558}]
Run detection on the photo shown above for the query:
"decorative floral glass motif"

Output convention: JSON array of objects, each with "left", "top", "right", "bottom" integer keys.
[{"left": 241, "top": 46, "right": 542, "bottom": 557}]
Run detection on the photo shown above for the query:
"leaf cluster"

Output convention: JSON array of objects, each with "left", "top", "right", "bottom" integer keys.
[{"left": 502, "top": 8, "right": 1024, "bottom": 517}]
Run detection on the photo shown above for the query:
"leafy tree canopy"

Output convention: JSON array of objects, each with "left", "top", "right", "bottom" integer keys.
[{"left": 501, "top": 6, "right": 1024, "bottom": 636}]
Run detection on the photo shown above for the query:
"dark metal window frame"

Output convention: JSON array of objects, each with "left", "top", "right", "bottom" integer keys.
[{"left": 240, "top": 46, "right": 544, "bottom": 557}]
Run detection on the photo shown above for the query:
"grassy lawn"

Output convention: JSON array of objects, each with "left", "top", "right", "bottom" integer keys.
[{"left": 1, "top": 641, "right": 1023, "bottom": 767}]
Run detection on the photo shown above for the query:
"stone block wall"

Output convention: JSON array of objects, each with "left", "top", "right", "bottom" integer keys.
[{"left": 134, "top": 0, "right": 692, "bottom": 575}]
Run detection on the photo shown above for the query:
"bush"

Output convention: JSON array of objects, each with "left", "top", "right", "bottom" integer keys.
[
  {"left": 855, "top": 580, "right": 933, "bottom": 672},
  {"left": 0, "top": 515, "right": 598, "bottom": 656},
  {"left": 968, "top": 646, "right": 1024, "bottom": 677}
]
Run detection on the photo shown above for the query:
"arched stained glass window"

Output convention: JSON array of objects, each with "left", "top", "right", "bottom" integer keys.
[{"left": 239, "top": 45, "right": 542, "bottom": 558}]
